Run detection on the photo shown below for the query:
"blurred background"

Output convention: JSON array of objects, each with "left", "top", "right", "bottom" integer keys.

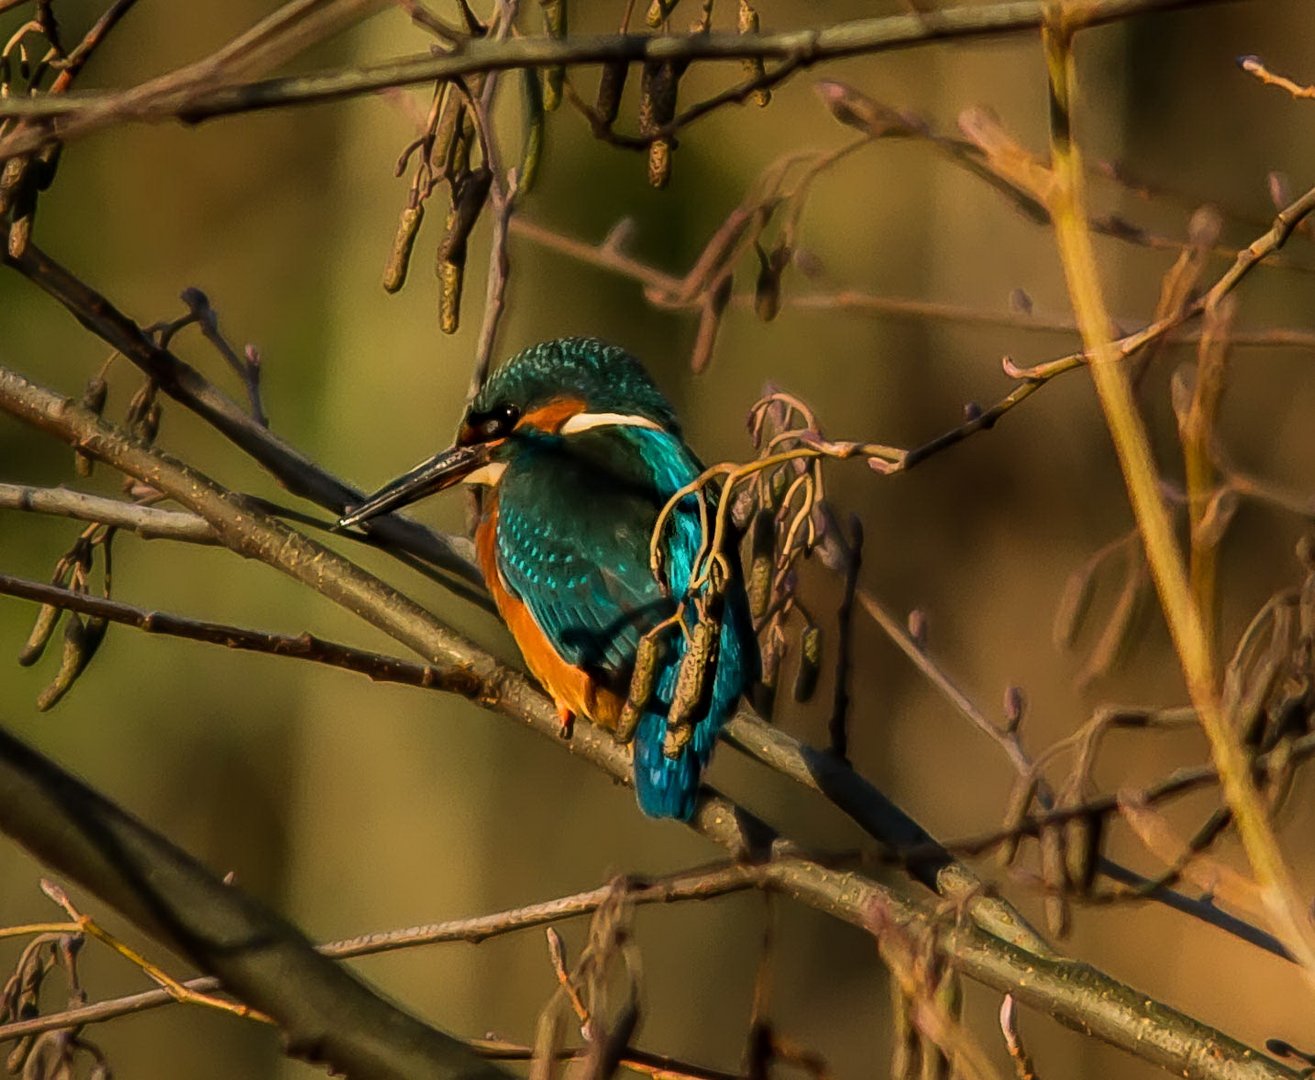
[{"left": 2, "top": 0, "right": 1314, "bottom": 1075}]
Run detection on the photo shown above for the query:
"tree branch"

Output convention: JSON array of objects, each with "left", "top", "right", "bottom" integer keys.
[
  {"left": 0, "top": 360, "right": 1299, "bottom": 1080},
  {"left": 0, "top": 726, "right": 509, "bottom": 1079},
  {"left": 0, "top": 482, "right": 219, "bottom": 543},
  {"left": 0, "top": 567, "right": 1291, "bottom": 961},
  {"left": 2, "top": 241, "right": 489, "bottom": 609},
  {"left": 0, "top": 859, "right": 766, "bottom": 1045},
  {"left": 0, "top": 0, "right": 1249, "bottom": 156}
]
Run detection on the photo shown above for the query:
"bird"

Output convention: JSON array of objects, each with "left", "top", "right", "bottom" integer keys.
[{"left": 338, "top": 337, "right": 756, "bottom": 821}]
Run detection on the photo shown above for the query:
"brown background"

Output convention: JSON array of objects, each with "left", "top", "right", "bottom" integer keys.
[{"left": 1, "top": 1, "right": 1313, "bottom": 1076}]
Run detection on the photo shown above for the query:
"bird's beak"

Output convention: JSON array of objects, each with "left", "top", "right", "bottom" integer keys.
[{"left": 337, "top": 442, "right": 489, "bottom": 530}]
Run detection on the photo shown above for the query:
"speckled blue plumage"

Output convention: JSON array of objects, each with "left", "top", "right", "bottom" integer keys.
[{"left": 487, "top": 343, "right": 755, "bottom": 820}]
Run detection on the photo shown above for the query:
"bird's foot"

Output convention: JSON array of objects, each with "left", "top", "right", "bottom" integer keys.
[{"left": 556, "top": 705, "right": 575, "bottom": 740}]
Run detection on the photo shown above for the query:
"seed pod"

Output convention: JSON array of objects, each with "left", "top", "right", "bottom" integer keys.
[
  {"left": 439, "top": 261, "right": 463, "bottom": 336},
  {"left": 730, "top": 484, "right": 755, "bottom": 530},
  {"left": 815, "top": 80, "right": 923, "bottom": 139},
  {"left": 81, "top": 375, "right": 108, "bottom": 415},
  {"left": 519, "top": 67, "right": 545, "bottom": 194},
  {"left": 737, "top": 1, "right": 770, "bottom": 106},
  {"left": 19, "top": 603, "right": 62, "bottom": 666},
  {"left": 7, "top": 208, "right": 32, "bottom": 259},
  {"left": 1040, "top": 819, "right": 1071, "bottom": 937},
  {"left": 1077, "top": 566, "right": 1145, "bottom": 687},
  {"left": 753, "top": 628, "right": 787, "bottom": 718},
  {"left": 0, "top": 156, "right": 24, "bottom": 218},
  {"left": 753, "top": 243, "right": 781, "bottom": 322},
  {"left": 792, "top": 623, "right": 821, "bottom": 702},
  {"left": 639, "top": 61, "right": 679, "bottom": 189},
  {"left": 647, "top": 138, "right": 672, "bottom": 190},
  {"left": 2, "top": 157, "right": 37, "bottom": 259},
  {"left": 436, "top": 167, "right": 493, "bottom": 335},
  {"left": 1053, "top": 559, "right": 1098, "bottom": 650},
  {"left": 997, "top": 773, "right": 1038, "bottom": 867},
  {"left": 382, "top": 203, "right": 425, "bottom": 294},
  {"left": 665, "top": 619, "right": 717, "bottom": 757},
  {"left": 1065, "top": 810, "right": 1103, "bottom": 897},
  {"left": 595, "top": 61, "right": 628, "bottom": 127},
  {"left": 617, "top": 631, "right": 663, "bottom": 743},
  {"left": 445, "top": 111, "right": 475, "bottom": 183},
  {"left": 748, "top": 511, "right": 775, "bottom": 619},
  {"left": 6, "top": 1036, "right": 32, "bottom": 1074},
  {"left": 539, "top": 0, "right": 567, "bottom": 110},
  {"left": 432, "top": 94, "right": 466, "bottom": 181},
  {"left": 645, "top": 0, "right": 678, "bottom": 27},
  {"left": 36, "top": 613, "right": 90, "bottom": 712},
  {"left": 663, "top": 721, "right": 693, "bottom": 758}
]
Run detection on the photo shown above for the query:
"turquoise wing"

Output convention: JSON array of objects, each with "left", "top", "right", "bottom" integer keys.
[{"left": 495, "top": 427, "right": 755, "bottom": 820}]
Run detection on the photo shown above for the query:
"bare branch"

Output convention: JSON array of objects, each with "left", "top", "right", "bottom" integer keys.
[
  {"left": 0, "top": 482, "right": 219, "bottom": 543},
  {"left": 0, "top": 0, "right": 1248, "bottom": 154},
  {"left": 0, "top": 727, "right": 509, "bottom": 1079},
  {"left": 0, "top": 360, "right": 1298, "bottom": 1080}
]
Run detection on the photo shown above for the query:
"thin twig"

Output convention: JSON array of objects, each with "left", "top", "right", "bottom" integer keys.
[
  {"left": 0, "top": 483, "right": 219, "bottom": 542},
  {"left": 0, "top": 573, "right": 462, "bottom": 692},
  {"left": 1239, "top": 55, "right": 1315, "bottom": 102}
]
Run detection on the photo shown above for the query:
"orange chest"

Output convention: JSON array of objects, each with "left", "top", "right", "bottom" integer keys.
[{"left": 475, "top": 497, "right": 622, "bottom": 728}]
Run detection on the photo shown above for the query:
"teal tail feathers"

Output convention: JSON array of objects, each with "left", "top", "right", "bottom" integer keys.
[{"left": 630, "top": 592, "right": 755, "bottom": 821}]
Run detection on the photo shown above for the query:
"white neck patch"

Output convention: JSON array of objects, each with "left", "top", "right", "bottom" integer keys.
[
  {"left": 461, "top": 461, "right": 508, "bottom": 486},
  {"left": 559, "top": 411, "right": 663, "bottom": 435}
]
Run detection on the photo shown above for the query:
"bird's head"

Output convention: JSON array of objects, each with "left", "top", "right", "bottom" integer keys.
[{"left": 337, "top": 337, "right": 679, "bottom": 529}]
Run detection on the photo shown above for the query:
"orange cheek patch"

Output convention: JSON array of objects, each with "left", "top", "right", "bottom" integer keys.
[{"left": 517, "top": 396, "right": 587, "bottom": 434}]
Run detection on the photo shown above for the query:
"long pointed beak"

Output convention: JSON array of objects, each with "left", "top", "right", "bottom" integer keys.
[{"left": 337, "top": 443, "right": 489, "bottom": 530}]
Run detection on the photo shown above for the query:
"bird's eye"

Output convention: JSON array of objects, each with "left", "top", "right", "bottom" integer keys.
[{"left": 470, "top": 403, "right": 520, "bottom": 441}]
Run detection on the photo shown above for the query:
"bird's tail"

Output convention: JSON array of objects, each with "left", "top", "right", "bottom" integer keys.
[
  {"left": 631, "top": 582, "right": 755, "bottom": 821},
  {"left": 632, "top": 710, "right": 716, "bottom": 821}
]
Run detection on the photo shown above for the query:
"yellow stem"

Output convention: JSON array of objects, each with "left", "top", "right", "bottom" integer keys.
[
  {"left": 1182, "top": 300, "right": 1230, "bottom": 635},
  {"left": 1043, "top": 9, "right": 1315, "bottom": 978}
]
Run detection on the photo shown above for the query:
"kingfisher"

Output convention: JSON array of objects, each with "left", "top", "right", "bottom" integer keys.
[{"left": 338, "top": 337, "right": 756, "bottom": 821}]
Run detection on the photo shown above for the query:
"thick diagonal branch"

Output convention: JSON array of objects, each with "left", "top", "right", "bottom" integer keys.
[{"left": 0, "top": 727, "right": 507, "bottom": 1080}]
